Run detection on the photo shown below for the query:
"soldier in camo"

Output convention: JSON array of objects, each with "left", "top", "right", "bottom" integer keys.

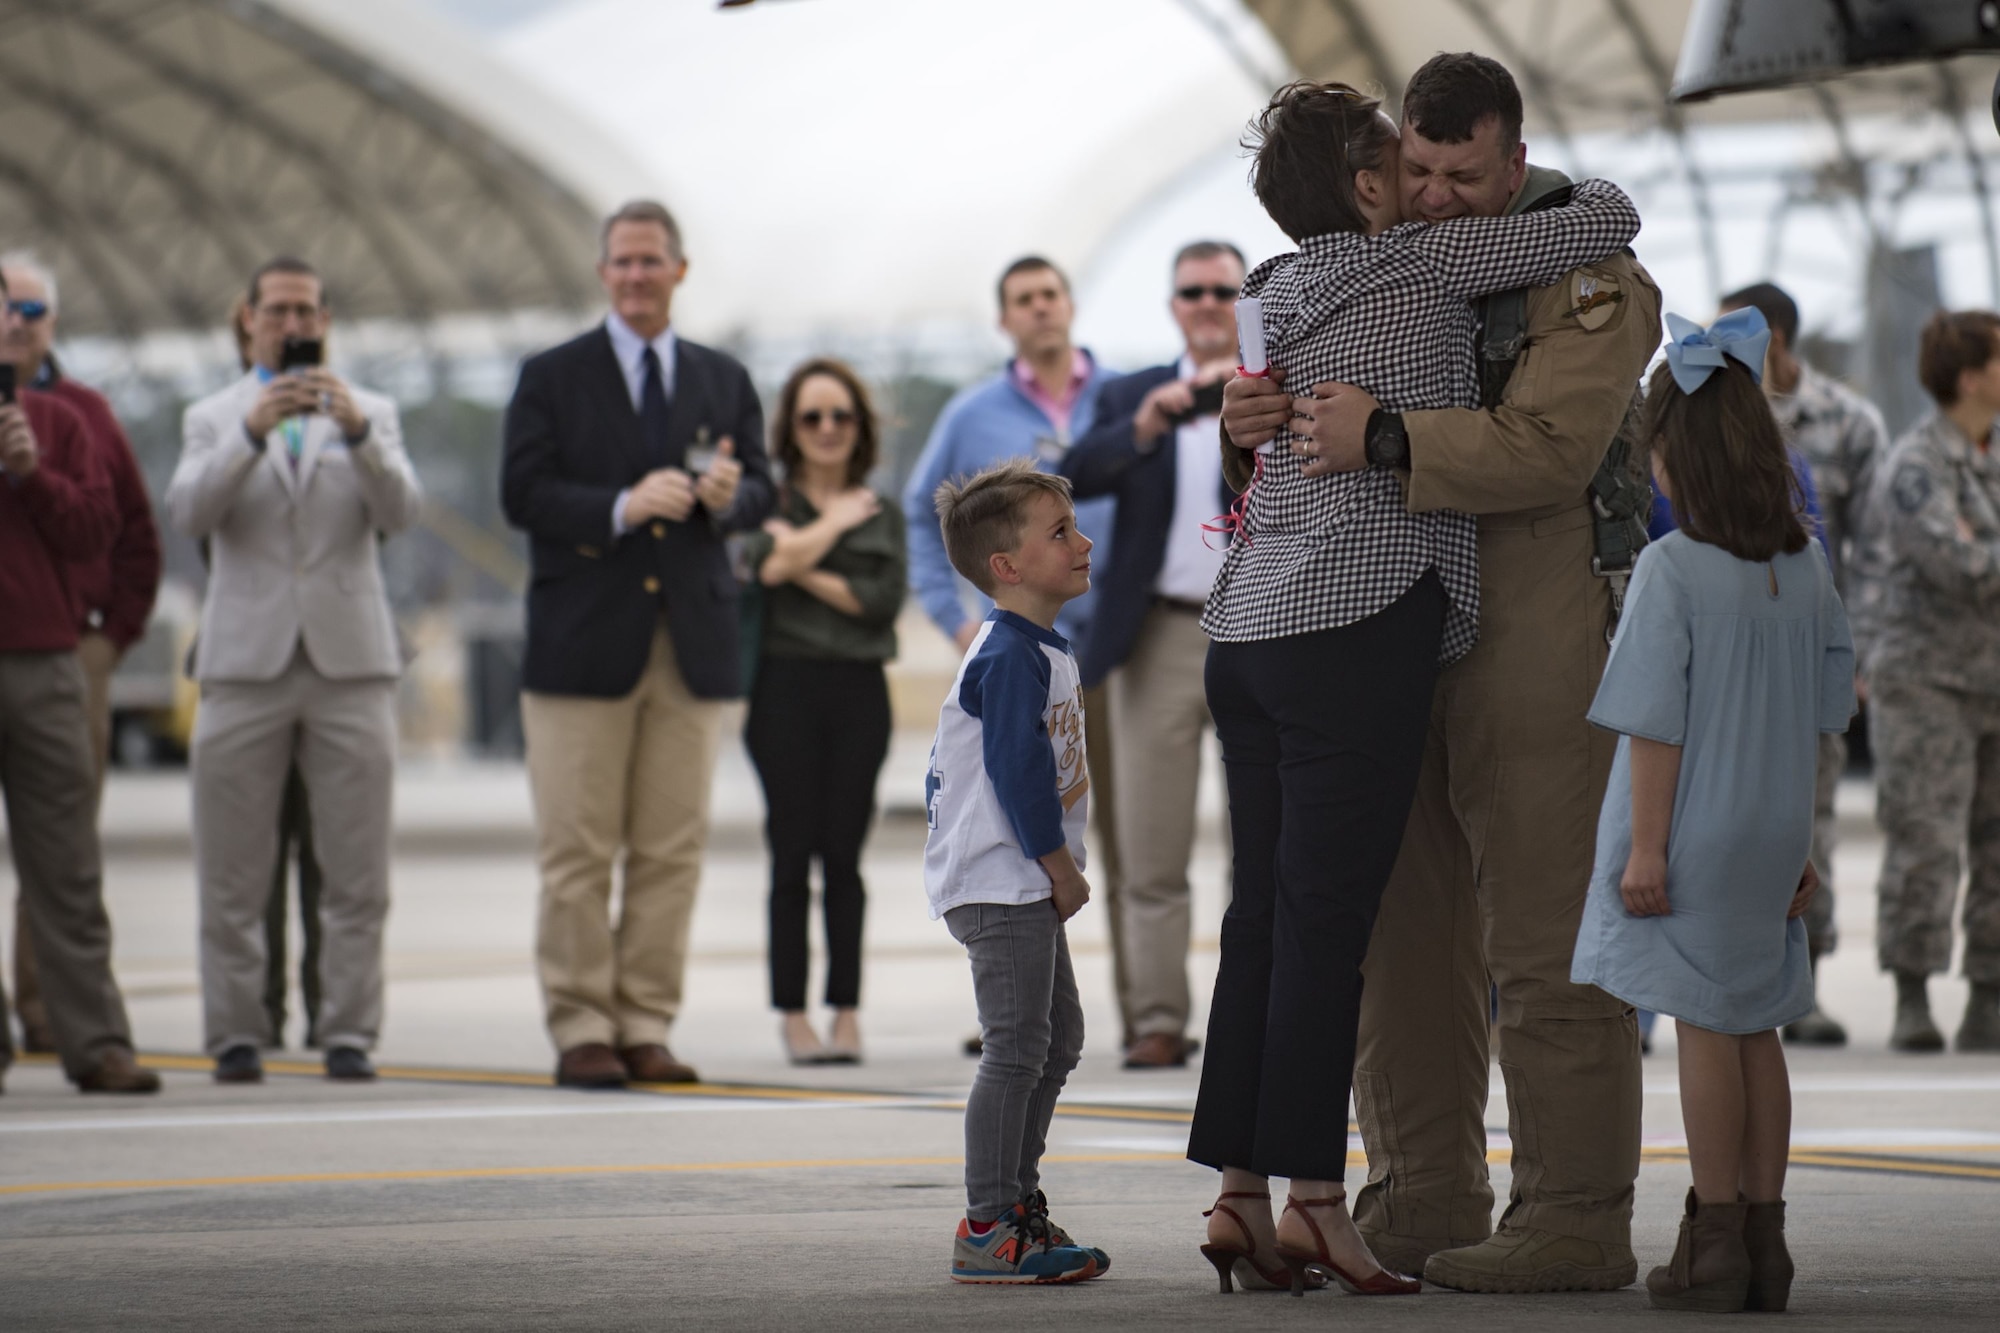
[
  {"left": 1719, "top": 284, "right": 1888, "bottom": 1046},
  {"left": 1860, "top": 308, "right": 2000, "bottom": 1053}
]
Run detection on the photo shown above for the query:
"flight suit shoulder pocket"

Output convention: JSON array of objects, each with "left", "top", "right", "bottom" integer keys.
[{"left": 1566, "top": 266, "right": 1627, "bottom": 333}]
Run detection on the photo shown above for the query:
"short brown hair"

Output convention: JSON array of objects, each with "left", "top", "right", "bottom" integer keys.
[
  {"left": 601, "top": 199, "right": 684, "bottom": 262},
  {"left": 1642, "top": 358, "right": 1808, "bottom": 563},
  {"left": 1918, "top": 309, "right": 2000, "bottom": 407},
  {"left": 247, "top": 256, "right": 324, "bottom": 308},
  {"left": 1172, "top": 240, "right": 1245, "bottom": 273},
  {"left": 771, "top": 358, "right": 879, "bottom": 489},
  {"left": 934, "top": 459, "right": 1072, "bottom": 594},
  {"left": 1403, "top": 52, "right": 1524, "bottom": 152},
  {"left": 996, "top": 256, "right": 1068, "bottom": 311},
  {"left": 1245, "top": 81, "right": 1398, "bottom": 242}
]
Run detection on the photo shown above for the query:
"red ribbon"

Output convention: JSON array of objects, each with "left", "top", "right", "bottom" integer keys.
[{"left": 1201, "top": 448, "right": 1264, "bottom": 549}]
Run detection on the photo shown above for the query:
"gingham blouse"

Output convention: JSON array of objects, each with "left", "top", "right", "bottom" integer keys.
[{"left": 1201, "top": 178, "right": 1641, "bottom": 663}]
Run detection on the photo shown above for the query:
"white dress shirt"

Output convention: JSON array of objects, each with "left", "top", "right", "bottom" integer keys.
[
  {"left": 605, "top": 312, "right": 678, "bottom": 533},
  {"left": 1153, "top": 356, "right": 1230, "bottom": 603}
]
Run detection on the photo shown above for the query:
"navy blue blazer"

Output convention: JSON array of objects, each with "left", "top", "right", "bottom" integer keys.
[
  {"left": 1058, "top": 363, "right": 1239, "bottom": 687},
  {"left": 501, "top": 325, "right": 774, "bottom": 700}
]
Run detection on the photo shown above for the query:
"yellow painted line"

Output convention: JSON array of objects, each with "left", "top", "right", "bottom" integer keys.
[
  {"left": 7, "top": 1147, "right": 1997, "bottom": 1200},
  {"left": 0, "top": 1151, "right": 1182, "bottom": 1198},
  {"left": 1788, "top": 1151, "right": 2000, "bottom": 1182},
  {"left": 10, "top": 1052, "right": 909, "bottom": 1104},
  {"left": 1051, "top": 1104, "right": 1193, "bottom": 1124}
]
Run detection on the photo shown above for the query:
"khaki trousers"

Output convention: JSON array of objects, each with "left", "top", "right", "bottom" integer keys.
[
  {"left": 1081, "top": 681, "right": 1127, "bottom": 1045},
  {"left": 193, "top": 651, "right": 397, "bottom": 1055},
  {"left": 523, "top": 623, "right": 725, "bottom": 1052},
  {"left": 0, "top": 652, "right": 136, "bottom": 1081},
  {"left": 9, "top": 633, "right": 117, "bottom": 1047},
  {"left": 1105, "top": 604, "right": 1213, "bottom": 1039},
  {"left": 1353, "top": 506, "right": 1642, "bottom": 1251}
]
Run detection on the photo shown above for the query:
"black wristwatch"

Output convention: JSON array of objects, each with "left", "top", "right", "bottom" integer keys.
[{"left": 1364, "top": 409, "right": 1410, "bottom": 470}]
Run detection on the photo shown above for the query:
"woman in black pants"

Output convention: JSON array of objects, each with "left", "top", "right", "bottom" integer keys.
[
  {"left": 741, "top": 359, "right": 905, "bottom": 1065},
  {"left": 1188, "top": 80, "right": 1638, "bottom": 1296}
]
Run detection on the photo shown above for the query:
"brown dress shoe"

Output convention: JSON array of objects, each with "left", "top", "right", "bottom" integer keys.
[
  {"left": 78, "top": 1047, "right": 161, "bottom": 1094},
  {"left": 1123, "top": 1032, "right": 1189, "bottom": 1069},
  {"left": 555, "top": 1042, "right": 627, "bottom": 1089},
  {"left": 619, "top": 1043, "right": 698, "bottom": 1084}
]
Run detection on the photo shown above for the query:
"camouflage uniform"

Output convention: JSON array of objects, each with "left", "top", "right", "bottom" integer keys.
[
  {"left": 1864, "top": 410, "right": 2000, "bottom": 985},
  {"left": 1769, "top": 363, "right": 1888, "bottom": 957}
]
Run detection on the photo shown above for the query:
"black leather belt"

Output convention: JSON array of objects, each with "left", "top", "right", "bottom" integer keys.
[{"left": 1152, "top": 595, "right": 1207, "bottom": 615}]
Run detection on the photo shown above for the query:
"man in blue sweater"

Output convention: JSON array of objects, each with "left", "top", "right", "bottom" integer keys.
[{"left": 903, "top": 256, "right": 1128, "bottom": 1046}]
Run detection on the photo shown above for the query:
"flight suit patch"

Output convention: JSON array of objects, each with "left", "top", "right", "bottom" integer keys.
[{"left": 1567, "top": 269, "right": 1624, "bottom": 331}]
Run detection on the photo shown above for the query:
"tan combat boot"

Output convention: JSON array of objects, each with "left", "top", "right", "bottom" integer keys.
[
  {"left": 1423, "top": 1225, "right": 1637, "bottom": 1293},
  {"left": 1645, "top": 1189, "right": 1751, "bottom": 1313},
  {"left": 1742, "top": 1199, "right": 1793, "bottom": 1312}
]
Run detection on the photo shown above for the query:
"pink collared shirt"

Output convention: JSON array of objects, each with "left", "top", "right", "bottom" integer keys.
[{"left": 1010, "top": 349, "right": 1093, "bottom": 438}]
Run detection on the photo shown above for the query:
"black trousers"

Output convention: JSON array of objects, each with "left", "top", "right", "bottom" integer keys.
[
  {"left": 1188, "top": 572, "right": 1445, "bottom": 1182},
  {"left": 744, "top": 657, "right": 891, "bottom": 1011}
]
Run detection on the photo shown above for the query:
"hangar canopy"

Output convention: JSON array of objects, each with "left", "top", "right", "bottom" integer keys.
[{"left": 0, "top": 0, "right": 646, "bottom": 339}]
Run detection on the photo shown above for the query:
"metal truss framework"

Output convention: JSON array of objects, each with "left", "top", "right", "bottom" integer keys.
[
  {"left": 0, "top": 0, "right": 613, "bottom": 340},
  {"left": 1239, "top": 0, "right": 2000, "bottom": 303}
]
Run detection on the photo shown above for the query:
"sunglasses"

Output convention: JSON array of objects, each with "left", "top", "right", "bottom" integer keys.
[
  {"left": 797, "top": 408, "right": 856, "bottom": 430},
  {"left": 8, "top": 299, "right": 49, "bottom": 322},
  {"left": 1174, "top": 285, "right": 1239, "bottom": 304}
]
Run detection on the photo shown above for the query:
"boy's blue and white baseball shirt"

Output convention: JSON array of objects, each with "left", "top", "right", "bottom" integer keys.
[{"left": 923, "top": 609, "right": 1089, "bottom": 919}]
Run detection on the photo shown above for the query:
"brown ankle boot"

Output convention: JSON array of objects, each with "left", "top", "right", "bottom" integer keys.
[
  {"left": 1645, "top": 1189, "right": 1751, "bottom": 1313},
  {"left": 1742, "top": 1200, "right": 1793, "bottom": 1312}
]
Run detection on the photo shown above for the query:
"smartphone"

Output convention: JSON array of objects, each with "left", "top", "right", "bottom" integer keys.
[
  {"left": 279, "top": 336, "right": 324, "bottom": 372},
  {"left": 1166, "top": 378, "right": 1227, "bottom": 429},
  {"left": 0, "top": 362, "right": 14, "bottom": 404}
]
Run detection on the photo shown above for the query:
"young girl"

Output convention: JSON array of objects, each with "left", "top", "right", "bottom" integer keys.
[{"left": 1569, "top": 307, "right": 1856, "bottom": 1315}]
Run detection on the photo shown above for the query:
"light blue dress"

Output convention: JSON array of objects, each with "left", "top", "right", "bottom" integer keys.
[{"left": 1571, "top": 532, "right": 1856, "bottom": 1035}]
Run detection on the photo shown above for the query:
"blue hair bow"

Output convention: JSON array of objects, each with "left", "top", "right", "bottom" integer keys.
[{"left": 1663, "top": 307, "right": 1770, "bottom": 395}]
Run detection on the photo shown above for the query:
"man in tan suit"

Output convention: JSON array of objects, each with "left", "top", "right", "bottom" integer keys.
[
  {"left": 1224, "top": 54, "right": 1662, "bottom": 1294},
  {"left": 167, "top": 257, "right": 421, "bottom": 1084},
  {"left": 502, "top": 202, "right": 773, "bottom": 1088}
]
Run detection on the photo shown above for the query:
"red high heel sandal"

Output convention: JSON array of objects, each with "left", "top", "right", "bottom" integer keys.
[
  {"left": 1274, "top": 1195, "right": 1422, "bottom": 1297},
  {"left": 1199, "top": 1191, "right": 1326, "bottom": 1293}
]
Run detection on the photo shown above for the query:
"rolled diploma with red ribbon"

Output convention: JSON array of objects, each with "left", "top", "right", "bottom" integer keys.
[{"left": 1235, "top": 295, "right": 1276, "bottom": 454}]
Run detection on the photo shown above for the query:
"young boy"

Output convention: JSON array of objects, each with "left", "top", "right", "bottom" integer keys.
[{"left": 926, "top": 459, "right": 1109, "bottom": 1285}]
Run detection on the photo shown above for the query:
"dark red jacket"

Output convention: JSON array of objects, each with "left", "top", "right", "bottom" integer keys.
[
  {"left": 0, "top": 391, "right": 114, "bottom": 653},
  {"left": 44, "top": 373, "right": 161, "bottom": 648}
]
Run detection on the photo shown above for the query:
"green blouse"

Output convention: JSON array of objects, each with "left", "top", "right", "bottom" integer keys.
[{"left": 739, "top": 489, "right": 907, "bottom": 663}]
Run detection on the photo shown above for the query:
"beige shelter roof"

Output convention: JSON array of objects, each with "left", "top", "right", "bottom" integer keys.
[
  {"left": 1243, "top": 0, "right": 2000, "bottom": 133},
  {"left": 0, "top": 0, "right": 648, "bottom": 339}
]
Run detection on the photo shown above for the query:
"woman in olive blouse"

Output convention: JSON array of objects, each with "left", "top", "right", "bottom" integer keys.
[{"left": 741, "top": 359, "right": 907, "bottom": 1064}]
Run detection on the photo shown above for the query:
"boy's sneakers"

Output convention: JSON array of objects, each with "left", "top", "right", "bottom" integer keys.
[
  {"left": 1025, "top": 1189, "right": 1110, "bottom": 1276},
  {"left": 951, "top": 1203, "right": 1099, "bottom": 1284}
]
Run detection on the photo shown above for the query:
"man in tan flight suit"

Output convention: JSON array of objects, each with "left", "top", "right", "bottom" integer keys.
[{"left": 1223, "top": 53, "right": 1663, "bottom": 1294}]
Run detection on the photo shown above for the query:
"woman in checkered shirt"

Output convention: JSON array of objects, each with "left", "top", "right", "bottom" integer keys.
[{"left": 1188, "top": 81, "right": 1640, "bottom": 1297}]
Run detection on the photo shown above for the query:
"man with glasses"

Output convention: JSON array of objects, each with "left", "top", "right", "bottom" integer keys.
[
  {"left": 0, "top": 272, "right": 158, "bottom": 1094},
  {"left": 167, "top": 257, "right": 421, "bottom": 1084},
  {"left": 0, "top": 253, "right": 161, "bottom": 1058},
  {"left": 1058, "top": 241, "right": 1243, "bottom": 1068}
]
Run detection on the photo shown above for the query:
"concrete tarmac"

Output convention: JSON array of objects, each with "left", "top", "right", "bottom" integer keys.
[{"left": 4, "top": 752, "right": 1999, "bottom": 1330}]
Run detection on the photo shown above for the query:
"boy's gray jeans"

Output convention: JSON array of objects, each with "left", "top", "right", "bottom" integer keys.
[{"left": 946, "top": 899, "right": 1086, "bottom": 1222}]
